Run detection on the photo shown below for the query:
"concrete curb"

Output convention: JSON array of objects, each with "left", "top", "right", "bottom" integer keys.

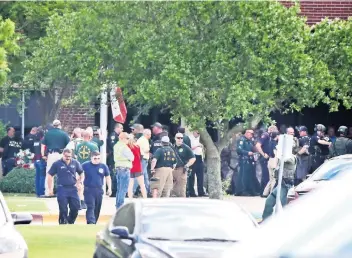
[{"left": 31, "top": 213, "right": 112, "bottom": 225}]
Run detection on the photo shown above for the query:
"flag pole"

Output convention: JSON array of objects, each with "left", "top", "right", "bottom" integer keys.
[
  {"left": 275, "top": 134, "right": 287, "bottom": 214},
  {"left": 100, "top": 85, "right": 108, "bottom": 165}
]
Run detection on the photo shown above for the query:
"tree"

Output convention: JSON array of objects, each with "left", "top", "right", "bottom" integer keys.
[
  {"left": 0, "top": 16, "right": 18, "bottom": 105},
  {"left": 24, "top": 2, "right": 334, "bottom": 199},
  {"left": 307, "top": 18, "right": 352, "bottom": 111},
  {"left": 0, "top": 2, "right": 83, "bottom": 121}
]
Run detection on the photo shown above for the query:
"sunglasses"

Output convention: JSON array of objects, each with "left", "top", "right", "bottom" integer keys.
[{"left": 176, "top": 137, "right": 183, "bottom": 139}]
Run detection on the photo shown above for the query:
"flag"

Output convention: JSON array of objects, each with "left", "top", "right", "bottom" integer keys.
[{"left": 110, "top": 87, "right": 127, "bottom": 123}]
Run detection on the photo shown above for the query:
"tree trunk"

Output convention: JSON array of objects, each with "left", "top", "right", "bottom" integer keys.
[{"left": 200, "top": 129, "right": 222, "bottom": 199}]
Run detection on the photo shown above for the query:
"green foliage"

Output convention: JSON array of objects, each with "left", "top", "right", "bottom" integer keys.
[
  {"left": 0, "top": 167, "right": 36, "bottom": 193},
  {"left": 0, "top": 120, "right": 8, "bottom": 139},
  {"left": 222, "top": 177, "right": 232, "bottom": 197},
  {"left": 307, "top": 18, "right": 352, "bottom": 111}
]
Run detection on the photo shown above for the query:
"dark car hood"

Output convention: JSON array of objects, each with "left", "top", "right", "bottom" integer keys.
[{"left": 145, "top": 239, "right": 236, "bottom": 258}]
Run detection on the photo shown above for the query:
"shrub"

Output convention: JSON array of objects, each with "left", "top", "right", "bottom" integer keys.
[
  {"left": 0, "top": 167, "right": 36, "bottom": 193},
  {"left": 0, "top": 120, "right": 7, "bottom": 139}
]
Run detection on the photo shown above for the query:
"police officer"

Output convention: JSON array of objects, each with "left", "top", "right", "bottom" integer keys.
[
  {"left": 151, "top": 122, "right": 168, "bottom": 155},
  {"left": 0, "top": 127, "right": 22, "bottom": 176},
  {"left": 295, "top": 126, "right": 311, "bottom": 185},
  {"left": 309, "top": 124, "right": 331, "bottom": 173},
  {"left": 107, "top": 123, "right": 123, "bottom": 170},
  {"left": 23, "top": 127, "right": 45, "bottom": 196},
  {"left": 330, "top": 126, "right": 352, "bottom": 157},
  {"left": 47, "top": 148, "right": 84, "bottom": 224},
  {"left": 150, "top": 136, "right": 177, "bottom": 198},
  {"left": 236, "top": 129, "right": 260, "bottom": 196},
  {"left": 82, "top": 151, "right": 112, "bottom": 224},
  {"left": 172, "top": 133, "right": 196, "bottom": 197},
  {"left": 262, "top": 138, "right": 298, "bottom": 220},
  {"left": 256, "top": 125, "right": 278, "bottom": 193},
  {"left": 42, "top": 119, "right": 70, "bottom": 196},
  {"left": 130, "top": 124, "right": 144, "bottom": 139}
]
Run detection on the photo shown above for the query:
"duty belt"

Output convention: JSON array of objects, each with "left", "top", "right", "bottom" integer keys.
[{"left": 48, "top": 149, "right": 63, "bottom": 154}]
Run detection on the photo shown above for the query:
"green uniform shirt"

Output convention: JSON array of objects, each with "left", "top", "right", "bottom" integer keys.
[
  {"left": 75, "top": 141, "right": 99, "bottom": 164},
  {"left": 154, "top": 146, "right": 177, "bottom": 168},
  {"left": 42, "top": 128, "right": 70, "bottom": 151},
  {"left": 92, "top": 137, "right": 104, "bottom": 148},
  {"left": 175, "top": 143, "right": 195, "bottom": 167},
  {"left": 183, "top": 135, "right": 191, "bottom": 148}
]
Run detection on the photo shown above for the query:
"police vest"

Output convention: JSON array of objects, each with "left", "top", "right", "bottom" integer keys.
[{"left": 333, "top": 137, "right": 348, "bottom": 156}]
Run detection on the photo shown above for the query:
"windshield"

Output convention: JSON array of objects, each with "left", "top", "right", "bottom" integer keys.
[
  {"left": 141, "top": 205, "right": 256, "bottom": 241},
  {"left": 310, "top": 159, "right": 352, "bottom": 181}
]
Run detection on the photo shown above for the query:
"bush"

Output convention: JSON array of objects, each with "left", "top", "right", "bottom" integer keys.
[
  {"left": 0, "top": 120, "right": 8, "bottom": 139},
  {"left": 0, "top": 167, "right": 36, "bottom": 193}
]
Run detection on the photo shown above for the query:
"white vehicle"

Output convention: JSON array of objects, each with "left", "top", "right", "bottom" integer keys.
[{"left": 222, "top": 170, "right": 352, "bottom": 258}]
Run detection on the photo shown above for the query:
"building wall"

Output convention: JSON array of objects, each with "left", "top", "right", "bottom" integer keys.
[
  {"left": 57, "top": 106, "right": 95, "bottom": 132},
  {"left": 59, "top": 1, "right": 352, "bottom": 130}
]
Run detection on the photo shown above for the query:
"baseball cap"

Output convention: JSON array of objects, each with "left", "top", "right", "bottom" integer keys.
[
  {"left": 53, "top": 119, "right": 61, "bottom": 126},
  {"left": 151, "top": 122, "right": 163, "bottom": 128},
  {"left": 161, "top": 136, "right": 170, "bottom": 143},
  {"left": 298, "top": 126, "right": 308, "bottom": 132}
]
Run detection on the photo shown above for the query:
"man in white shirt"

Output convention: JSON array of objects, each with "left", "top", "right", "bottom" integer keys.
[
  {"left": 137, "top": 129, "right": 152, "bottom": 195},
  {"left": 188, "top": 130, "right": 207, "bottom": 197}
]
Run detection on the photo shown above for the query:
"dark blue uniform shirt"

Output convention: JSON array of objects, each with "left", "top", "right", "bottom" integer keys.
[
  {"left": 82, "top": 162, "right": 110, "bottom": 188},
  {"left": 310, "top": 134, "right": 330, "bottom": 156},
  {"left": 48, "top": 159, "right": 83, "bottom": 186},
  {"left": 268, "top": 139, "right": 278, "bottom": 158},
  {"left": 258, "top": 132, "right": 270, "bottom": 154}
]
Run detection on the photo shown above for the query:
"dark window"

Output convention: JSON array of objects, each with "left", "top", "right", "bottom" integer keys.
[{"left": 112, "top": 204, "right": 136, "bottom": 234}]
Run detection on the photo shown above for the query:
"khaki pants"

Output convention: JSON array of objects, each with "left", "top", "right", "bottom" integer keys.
[
  {"left": 263, "top": 157, "right": 277, "bottom": 196},
  {"left": 45, "top": 152, "right": 62, "bottom": 196},
  {"left": 150, "top": 167, "right": 173, "bottom": 197},
  {"left": 172, "top": 167, "right": 187, "bottom": 197}
]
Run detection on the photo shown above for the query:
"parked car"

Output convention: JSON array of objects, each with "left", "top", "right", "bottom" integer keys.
[
  {"left": 222, "top": 170, "right": 352, "bottom": 258},
  {"left": 0, "top": 191, "right": 33, "bottom": 258},
  {"left": 287, "top": 154, "right": 352, "bottom": 203},
  {"left": 94, "top": 198, "right": 258, "bottom": 258}
]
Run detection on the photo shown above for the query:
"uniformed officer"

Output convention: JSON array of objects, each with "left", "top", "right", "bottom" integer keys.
[
  {"left": 0, "top": 127, "right": 22, "bottom": 176},
  {"left": 330, "top": 126, "right": 352, "bottom": 157},
  {"left": 256, "top": 125, "right": 278, "bottom": 193},
  {"left": 42, "top": 119, "right": 70, "bottom": 196},
  {"left": 131, "top": 123, "right": 144, "bottom": 139},
  {"left": 23, "top": 127, "right": 45, "bottom": 196},
  {"left": 235, "top": 129, "right": 260, "bottom": 196},
  {"left": 172, "top": 133, "right": 196, "bottom": 197},
  {"left": 150, "top": 122, "right": 168, "bottom": 155},
  {"left": 262, "top": 139, "right": 298, "bottom": 220},
  {"left": 107, "top": 123, "right": 123, "bottom": 170},
  {"left": 82, "top": 151, "right": 112, "bottom": 224},
  {"left": 47, "top": 148, "right": 84, "bottom": 224},
  {"left": 75, "top": 130, "right": 99, "bottom": 209},
  {"left": 296, "top": 126, "right": 311, "bottom": 185},
  {"left": 150, "top": 136, "right": 177, "bottom": 198},
  {"left": 309, "top": 124, "right": 331, "bottom": 173}
]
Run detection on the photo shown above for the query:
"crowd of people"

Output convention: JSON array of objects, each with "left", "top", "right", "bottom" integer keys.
[
  {"left": 0, "top": 120, "right": 206, "bottom": 224},
  {"left": 1, "top": 119, "right": 352, "bottom": 223},
  {"left": 219, "top": 123, "right": 352, "bottom": 220}
]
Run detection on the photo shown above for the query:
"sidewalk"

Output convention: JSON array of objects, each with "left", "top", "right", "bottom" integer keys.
[{"left": 32, "top": 196, "right": 265, "bottom": 224}]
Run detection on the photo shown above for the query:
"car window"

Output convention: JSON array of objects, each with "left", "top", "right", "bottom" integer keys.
[
  {"left": 310, "top": 160, "right": 352, "bottom": 181},
  {"left": 141, "top": 205, "right": 256, "bottom": 241},
  {"left": 112, "top": 204, "right": 135, "bottom": 234},
  {"left": 0, "top": 202, "right": 7, "bottom": 226}
]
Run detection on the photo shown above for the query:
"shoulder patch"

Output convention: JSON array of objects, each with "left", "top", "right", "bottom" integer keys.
[
  {"left": 98, "top": 168, "right": 104, "bottom": 174},
  {"left": 239, "top": 141, "right": 243, "bottom": 144}
]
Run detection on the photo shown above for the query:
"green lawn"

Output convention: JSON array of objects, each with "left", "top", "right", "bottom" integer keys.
[
  {"left": 4, "top": 196, "right": 48, "bottom": 212},
  {"left": 17, "top": 225, "right": 104, "bottom": 258}
]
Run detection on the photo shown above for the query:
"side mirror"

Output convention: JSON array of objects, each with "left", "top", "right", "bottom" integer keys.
[
  {"left": 11, "top": 212, "right": 33, "bottom": 225},
  {"left": 110, "top": 226, "right": 133, "bottom": 240},
  {"left": 306, "top": 174, "right": 311, "bottom": 179}
]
